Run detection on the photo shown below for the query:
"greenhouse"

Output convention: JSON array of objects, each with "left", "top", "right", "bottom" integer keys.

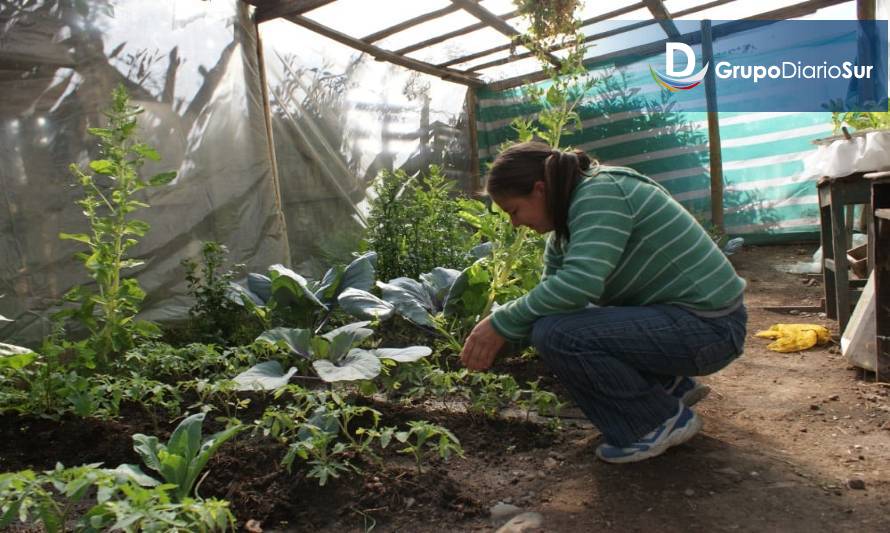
[{"left": 1, "top": 0, "right": 889, "bottom": 531}]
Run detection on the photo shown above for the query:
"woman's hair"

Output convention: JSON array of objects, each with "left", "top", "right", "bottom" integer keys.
[{"left": 485, "top": 141, "right": 595, "bottom": 243}]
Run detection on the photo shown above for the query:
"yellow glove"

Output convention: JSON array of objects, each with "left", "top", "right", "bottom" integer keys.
[{"left": 754, "top": 323, "right": 831, "bottom": 352}]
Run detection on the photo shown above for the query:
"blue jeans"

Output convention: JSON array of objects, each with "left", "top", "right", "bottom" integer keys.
[{"left": 530, "top": 304, "right": 747, "bottom": 447}]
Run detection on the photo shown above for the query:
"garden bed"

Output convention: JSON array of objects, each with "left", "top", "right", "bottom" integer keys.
[{"left": 4, "top": 245, "right": 890, "bottom": 532}]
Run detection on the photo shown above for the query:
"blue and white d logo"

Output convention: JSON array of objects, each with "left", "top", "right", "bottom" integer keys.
[{"left": 650, "top": 43, "right": 710, "bottom": 91}]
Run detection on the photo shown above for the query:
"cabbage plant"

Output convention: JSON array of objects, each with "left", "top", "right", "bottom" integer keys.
[
  {"left": 233, "top": 321, "right": 431, "bottom": 388},
  {"left": 227, "top": 252, "right": 376, "bottom": 330},
  {"left": 0, "top": 298, "right": 37, "bottom": 371}
]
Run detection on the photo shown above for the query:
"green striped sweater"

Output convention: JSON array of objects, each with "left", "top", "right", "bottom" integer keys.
[{"left": 490, "top": 166, "right": 746, "bottom": 342}]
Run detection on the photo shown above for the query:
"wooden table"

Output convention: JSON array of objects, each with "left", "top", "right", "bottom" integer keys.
[{"left": 817, "top": 173, "right": 872, "bottom": 333}]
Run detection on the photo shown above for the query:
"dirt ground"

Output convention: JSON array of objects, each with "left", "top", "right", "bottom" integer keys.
[
  {"left": 429, "top": 243, "right": 890, "bottom": 533},
  {"left": 345, "top": 243, "right": 890, "bottom": 533},
  {"left": 3, "top": 244, "right": 889, "bottom": 532}
]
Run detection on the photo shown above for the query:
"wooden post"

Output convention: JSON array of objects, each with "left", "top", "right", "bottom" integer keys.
[
  {"left": 465, "top": 87, "right": 481, "bottom": 193},
  {"left": 702, "top": 20, "right": 724, "bottom": 232},
  {"left": 254, "top": 18, "right": 289, "bottom": 257},
  {"left": 857, "top": 0, "right": 876, "bottom": 104}
]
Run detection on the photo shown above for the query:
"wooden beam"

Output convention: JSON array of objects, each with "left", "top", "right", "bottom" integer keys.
[
  {"left": 642, "top": 0, "right": 681, "bottom": 39},
  {"left": 280, "top": 13, "right": 483, "bottom": 86},
  {"left": 437, "top": 2, "right": 645, "bottom": 69},
  {"left": 256, "top": 0, "right": 336, "bottom": 23},
  {"left": 466, "top": 19, "right": 655, "bottom": 73},
  {"left": 671, "top": 0, "right": 735, "bottom": 17},
  {"left": 465, "top": 87, "right": 481, "bottom": 193},
  {"left": 485, "top": 0, "right": 852, "bottom": 91},
  {"left": 857, "top": 0, "right": 876, "bottom": 19},
  {"left": 702, "top": 20, "right": 724, "bottom": 233},
  {"left": 450, "top": 0, "right": 562, "bottom": 68},
  {"left": 746, "top": 0, "right": 852, "bottom": 20},
  {"left": 361, "top": 4, "right": 461, "bottom": 43},
  {"left": 253, "top": 18, "right": 289, "bottom": 252}
]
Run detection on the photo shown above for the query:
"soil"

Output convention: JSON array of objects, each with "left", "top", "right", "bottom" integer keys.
[{"left": 2, "top": 244, "right": 889, "bottom": 532}]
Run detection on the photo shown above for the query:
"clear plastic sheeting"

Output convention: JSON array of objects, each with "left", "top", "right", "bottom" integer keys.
[
  {"left": 0, "top": 0, "right": 289, "bottom": 343},
  {"left": 259, "top": 19, "right": 472, "bottom": 276}
]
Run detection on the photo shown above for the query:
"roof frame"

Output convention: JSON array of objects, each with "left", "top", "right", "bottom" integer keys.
[{"left": 246, "top": 0, "right": 856, "bottom": 89}]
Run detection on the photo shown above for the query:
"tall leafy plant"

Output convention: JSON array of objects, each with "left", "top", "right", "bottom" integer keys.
[
  {"left": 449, "top": 1, "right": 592, "bottom": 326},
  {"left": 365, "top": 165, "right": 475, "bottom": 281},
  {"left": 58, "top": 85, "right": 175, "bottom": 366}
]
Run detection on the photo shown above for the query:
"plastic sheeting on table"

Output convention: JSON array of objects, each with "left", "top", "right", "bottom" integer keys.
[{"left": 0, "top": 0, "right": 289, "bottom": 344}]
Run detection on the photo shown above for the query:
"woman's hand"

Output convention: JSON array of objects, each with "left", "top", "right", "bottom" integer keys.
[{"left": 459, "top": 316, "right": 506, "bottom": 371}]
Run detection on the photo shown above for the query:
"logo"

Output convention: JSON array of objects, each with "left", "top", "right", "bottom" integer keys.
[{"left": 650, "top": 43, "right": 709, "bottom": 92}]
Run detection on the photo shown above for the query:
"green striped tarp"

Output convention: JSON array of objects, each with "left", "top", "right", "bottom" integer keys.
[{"left": 476, "top": 60, "right": 834, "bottom": 244}]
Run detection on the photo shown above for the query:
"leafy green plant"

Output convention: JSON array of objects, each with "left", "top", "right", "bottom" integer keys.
[
  {"left": 228, "top": 252, "right": 377, "bottom": 331},
  {"left": 181, "top": 241, "right": 255, "bottom": 344},
  {"left": 120, "top": 342, "right": 261, "bottom": 382},
  {"left": 278, "top": 392, "right": 384, "bottom": 486},
  {"left": 0, "top": 298, "right": 36, "bottom": 368},
  {"left": 0, "top": 463, "right": 235, "bottom": 532},
  {"left": 57, "top": 85, "right": 175, "bottom": 366},
  {"left": 517, "top": 379, "right": 565, "bottom": 429},
  {"left": 455, "top": 200, "right": 546, "bottom": 319},
  {"left": 236, "top": 321, "right": 431, "bottom": 387},
  {"left": 130, "top": 412, "right": 244, "bottom": 502},
  {"left": 395, "top": 420, "right": 463, "bottom": 475},
  {"left": 365, "top": 165, "right": 476, "bottom": 282},
  {"left": 830, "top": 109, "right": 890, "bottom": 134}
]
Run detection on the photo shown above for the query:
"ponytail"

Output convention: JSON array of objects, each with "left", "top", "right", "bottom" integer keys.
[{"left": 486, "top": 141, "right": 595, "bottom": 243}]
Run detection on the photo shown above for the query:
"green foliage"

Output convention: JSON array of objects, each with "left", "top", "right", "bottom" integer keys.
[
  {"left": 229, "top": 253, "right": 377, "bottom": 331},
  {"left": 510, "top": 0, "right": 595, "bottom": 149},
  {"left": 58, "top": 85, "right": 175, "bottom": 366},
  {"left": 119, "top": 341, "right": 263, "bottom": 382},
  {"left": 394, "top": 420, "right": 463, "bottom": 475},
  {"left": 242, "top": 322, "right": 431, "bottom": 386},
  {"left": 181, "top": 242, "right": 256, "bottom": 344},
  {"left": 517, "top": 379, "right": 565, "bottom": 430},
  {"left": 365, "top": 165, "right": 476, "bottom": 281},
  {"left": 513, "top": 0, "right": 581, "bottom": 41},
  {"left": 278, "top": 391, "right": 391, "bottom": 486},
  {"left": 830, "top": 110, "right": 890, "bottom": 134},
  {"left": 0, "top": 463, "right": 235, "bottom": 532},
  {"left": 455, "top": 199, "right": 546, "bottom": 318},
  {"left": 131, "top": 412, "right": 244, "bottom": 502}
]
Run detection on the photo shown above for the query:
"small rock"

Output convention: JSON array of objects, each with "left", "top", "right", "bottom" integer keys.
[
  {"left": 750, "top": 471, "right": 760, "bottom": 477},
  {"left": 790, "top": 309, "right": 800, "bottom": 315},
  {"left": 245, "top": 520, "right": 263, "bottom": 533},
  {"left": 543, "top": 457, "right": 559, "bottom": 470},
  {"left": 829, "top": 394, "right": 840, "bottom": 401},
  {"left": 684, "top": 489, "right": 695, "bottom": 496},
  {"left": 818, "top": 312, "right": 827, "bottom": 318},
  {"left": 405, "top": 497, "right": 415, "bottom": 509},
  {"left": 810, "top": 404, "right": 820, "bottom": 410},
  {"left": 496, "top": 512, "right": 544, "bottom": 533},
  {"left": 714, "top": 467, "right": 741, "bottom": 476},
  {"left": 800, "top": 427, "right": 808, "bottom": 433},
  {"left": 490, "top": 502, "right": 523, "bottom": 522},
  {"left": 848, "top": 479, "right": 866, "bottom": 490}
]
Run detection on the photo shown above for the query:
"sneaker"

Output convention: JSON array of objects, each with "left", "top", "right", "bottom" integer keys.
[
  {"left": 595, "top": 404, "right": 702, "bottom": 464},
  {"left": 665, "top": 376, "right": 711, "bottom": 406}
]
